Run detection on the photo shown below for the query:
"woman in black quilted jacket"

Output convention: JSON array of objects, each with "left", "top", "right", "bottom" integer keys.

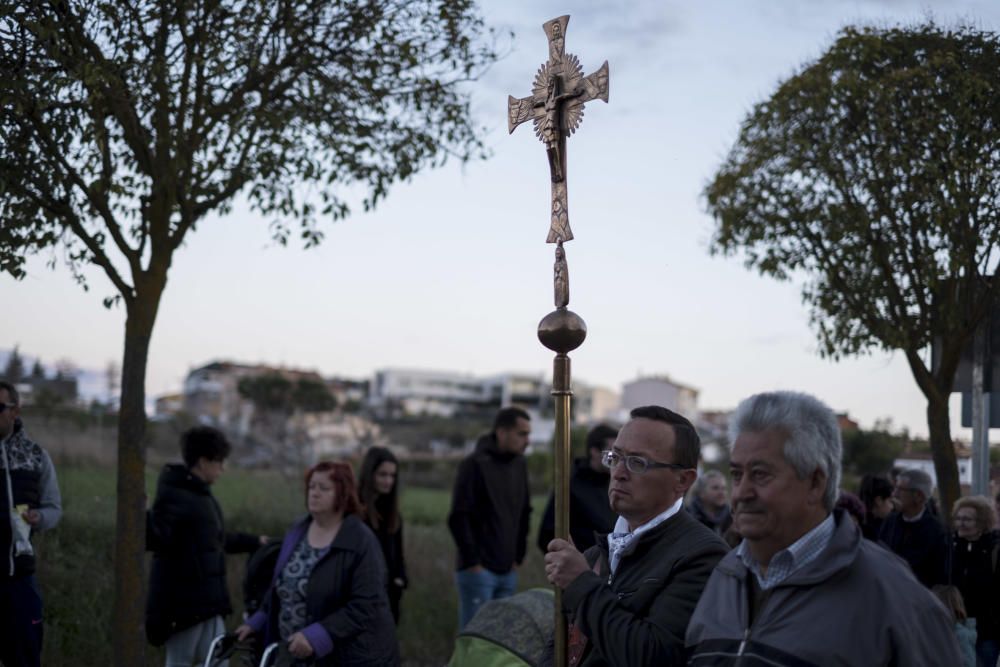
[{"left": 145, "top": 426, "right": 264, "bottom": 666}]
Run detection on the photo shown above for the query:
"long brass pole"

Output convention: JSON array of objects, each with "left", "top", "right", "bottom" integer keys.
[
  {"left": 508, "top": 14, "right": 606, "bottom": 667},
  {"left": 539, "top": 314, "right": 585, "bottom": 667},
  {"left": 552, "top": 354, "right": 572, "bottom": 667}
]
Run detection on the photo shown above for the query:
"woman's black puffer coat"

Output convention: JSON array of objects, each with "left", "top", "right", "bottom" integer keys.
[{"left": 145, "top": 463, "right": 258, "bottom": 645}]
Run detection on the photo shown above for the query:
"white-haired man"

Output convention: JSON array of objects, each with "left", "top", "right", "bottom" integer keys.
[
  {"left": 685, "top": 391, "right": 960, "bottom": 665},
  {"left": 686, "top": 470, "right": 732, "bottom": 537},
  {"left": 878, "top": 467, "right": 948, "bottom": 588}
]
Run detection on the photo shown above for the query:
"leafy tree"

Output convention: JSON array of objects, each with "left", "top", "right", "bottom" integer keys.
[
  {"left": 0, "top": 1, "right": 499, "bottom": 662},
  {"left": 705, "top": 23, "right": 1000, "bottom": 517},
  {"left": 842, "top": 426, "right": 907, "bottom": 477},
  {"left": 291, "top": 377, "right": 338, "bottom": 413},
  {"left": 3, "top": 345, "right": 24, "bottom": 383},
  {"left": 238, "top": 373, "right": 338, "bottom": 467}
]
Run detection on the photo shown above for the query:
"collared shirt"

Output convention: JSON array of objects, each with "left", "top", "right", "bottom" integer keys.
[
  {"left": 736, "top": 512, "right": 835, "bottom": 590},
  {"left": 902, "top": 507, "right": 926, "bottom": 523},
  {"left": 607, "top": 497, "right": 683, "bottom": 574}
]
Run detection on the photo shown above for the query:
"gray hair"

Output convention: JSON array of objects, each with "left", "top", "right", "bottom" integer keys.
[
  {"left": 898, "top": 468, "right": 933, "bottom": 501},
  {"left": 692, "top": 469, "right": 726, "bottom": 498},
  {"left": 729, "top": 391, "right": 842, "bottom": 511}
]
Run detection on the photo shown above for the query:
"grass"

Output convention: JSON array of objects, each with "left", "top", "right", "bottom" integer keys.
[{"left": 36, "top": 463, "right": 550, "bottom": 666}]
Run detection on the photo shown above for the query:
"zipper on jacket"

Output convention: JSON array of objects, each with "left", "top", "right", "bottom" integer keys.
[
  {"left": 738, "top": 627, "right": 750, "bottom": 656},
  {"left": 1, "top": 435, "right": 14, "bottom": 576}
]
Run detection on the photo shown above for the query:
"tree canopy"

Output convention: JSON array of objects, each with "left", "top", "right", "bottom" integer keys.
[
  {"left": 705, "top": 23, "right": 1000, "bottom": 511},
  {"left": 1, "top": 0, "right": 499, "bottom": 285},
  {"left": 0, "top": 1, "right": 500, "bottom": 663}
]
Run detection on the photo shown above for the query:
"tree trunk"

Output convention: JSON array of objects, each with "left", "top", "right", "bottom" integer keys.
[
  {"left": 112, "top": 294, "right": 160, "bottom": 667},
  {"left": 904, "top": 345, "right": 960, "bottom": 528},
  {"left": 927, "top": 391, "right": 959, "bottom": 526}
]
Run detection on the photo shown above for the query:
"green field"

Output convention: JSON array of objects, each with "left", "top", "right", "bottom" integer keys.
[{"left": 34, "top": 464, "right": 551, "bottom": 666}]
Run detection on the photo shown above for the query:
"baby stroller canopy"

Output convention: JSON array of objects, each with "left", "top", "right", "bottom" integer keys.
[{"left": 449, "top": 588, "right": 554, "bottom": 667}]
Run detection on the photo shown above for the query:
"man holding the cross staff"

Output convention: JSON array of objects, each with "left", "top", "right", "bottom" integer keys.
[
  {"left": 544, "top": 407, "right": 727, "bottom": 666},
  {"left": 508, "top": 16, "right": 726, "bottom": 667}
]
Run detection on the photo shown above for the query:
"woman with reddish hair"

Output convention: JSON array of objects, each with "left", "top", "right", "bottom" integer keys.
[{"left": 236, "top": 461, "right": 398, "bottom": 666}]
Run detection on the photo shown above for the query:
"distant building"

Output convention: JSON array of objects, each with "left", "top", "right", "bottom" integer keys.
[
  {"left": 154, "top": 392, "right": 185, "bottom": 418},
  {"left": 621, "top": 375, "right": 699, "bottom": 420},
  {"left": 368, "top": 368, "right": 550, "bottom": 419},
  {"left": 575, "top": 383, "right": 620, "bottom": 423},
  {"left": 894, "top": 453, "right": 974, "bottom": 490},
  {"left": 837, "top": 413, "right": 860, "bottom": 432},
  {"left": 369, "top": 368, "right": 498, "bottom": 418},
  {"left": 697, "top": 409, "right": 731, "bottom": 440},
  {"left": 183, "top": 361, "right": 262, "bottom": 428},
  {"left": 326, "top": 377, "right": 369, "bottom": 408},
  {"left": 181, "top": 360, "right": 375, "bottom": 461}
]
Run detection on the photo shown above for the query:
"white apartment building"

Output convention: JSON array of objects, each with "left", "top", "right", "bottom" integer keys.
[{"left": 620, "top": 375, "right": 699, "bottom": 420}]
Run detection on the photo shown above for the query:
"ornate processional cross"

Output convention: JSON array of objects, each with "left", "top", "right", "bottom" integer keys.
[
  {"left": 507, "top": 16, "right": 608, "bottom": 667},
  {"left": 508, "top": 15, "right": 609, "bottom": 284}
]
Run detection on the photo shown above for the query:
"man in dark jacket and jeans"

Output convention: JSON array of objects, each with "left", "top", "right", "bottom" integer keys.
[
  {"left": 0, "top": 380, "right": 62, "bottom": 667},
  {"left": 448, "top": 406, "right": 532, "bottom": 629},
  {"left": 544, "top": 406, "right": 728, "bottom": 666},
  {"left": 146, "top": 426, "right": 265, "bottom": 666}
]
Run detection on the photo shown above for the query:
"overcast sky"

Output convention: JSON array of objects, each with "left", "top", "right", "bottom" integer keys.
[{"left": 3, "top": 0, "right": 998, "bottom": 437}]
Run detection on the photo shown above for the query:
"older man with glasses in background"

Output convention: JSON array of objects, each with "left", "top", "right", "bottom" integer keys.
[
  {"left": 879, "top": 467, "right": 948, "bottom": 588},
  {"left": 544, "top": 406, "right": 728, "bottom": 667}
]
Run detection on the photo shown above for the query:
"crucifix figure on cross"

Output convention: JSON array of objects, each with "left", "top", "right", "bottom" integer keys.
[{"left": 508, "top": 15, "right": 609, "bottom": 246}]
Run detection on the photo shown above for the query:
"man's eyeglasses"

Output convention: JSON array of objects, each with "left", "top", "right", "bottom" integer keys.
[
  {"left": 601, "top": 450, "right": 689, "bottom": 475},
  {"left": 0, "top": 403, "right": 15, "bottom": 415}
]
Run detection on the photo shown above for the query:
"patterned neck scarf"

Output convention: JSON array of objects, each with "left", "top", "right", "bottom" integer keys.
[{"left": 607, "top": 497, "right": 683, "bottom": 574}]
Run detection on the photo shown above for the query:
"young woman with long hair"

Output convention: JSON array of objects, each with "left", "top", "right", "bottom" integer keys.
[{"left": 358, "top": 447, "right": 407, "bottom": 624}]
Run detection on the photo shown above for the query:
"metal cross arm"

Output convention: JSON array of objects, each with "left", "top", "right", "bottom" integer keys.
[{"left": 507, "top": 15, "right": 609, "bottom": 244}]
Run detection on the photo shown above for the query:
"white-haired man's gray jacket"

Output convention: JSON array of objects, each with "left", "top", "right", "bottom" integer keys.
[{"left": 685, "top": 509, "right": 960, "bottom": 666}]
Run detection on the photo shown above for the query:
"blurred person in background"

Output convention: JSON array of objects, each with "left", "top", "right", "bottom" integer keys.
[
  {"left": 949, "top": 495, "right": 1000, "bottom": 667},
  {"left": 448, "top": 407, "right": 532, "bottom": 630},
  {"left": 879, "top": 468, "right": 948, "bottom": 588},
  {"left": 835, "top": 490, "right": 866, "bottom": 526},
  {"left": 0, "top": 380, "right": 61, "bottom": 667},
  {"left": 933, "top": 585, "right": 977, "bottom": 667},
  {"left": 536, "top": 423, "right": 618, "bottom": 554},
  {"left": 687, "top": 469, "right": 733, "bottom": 537},
  {"left": 359, "top": 447, "right": 408, "bottom": 624},
  {"left": 237, "top": 461, "right": 398, "bottom": 666},
  {"left": 858, "top": 474, "right": 894, "bottom": 541}
]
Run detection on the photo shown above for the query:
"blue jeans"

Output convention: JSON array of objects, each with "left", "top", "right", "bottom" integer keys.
[
  {"left": 455, "top": 567, "right": 517, "bottom": 630},
  {"left": 977, "top": 638, "right": 999, "bottom": 667},
  {"left": 0, "top": 575, "right": 43, "bottom": 667}
]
